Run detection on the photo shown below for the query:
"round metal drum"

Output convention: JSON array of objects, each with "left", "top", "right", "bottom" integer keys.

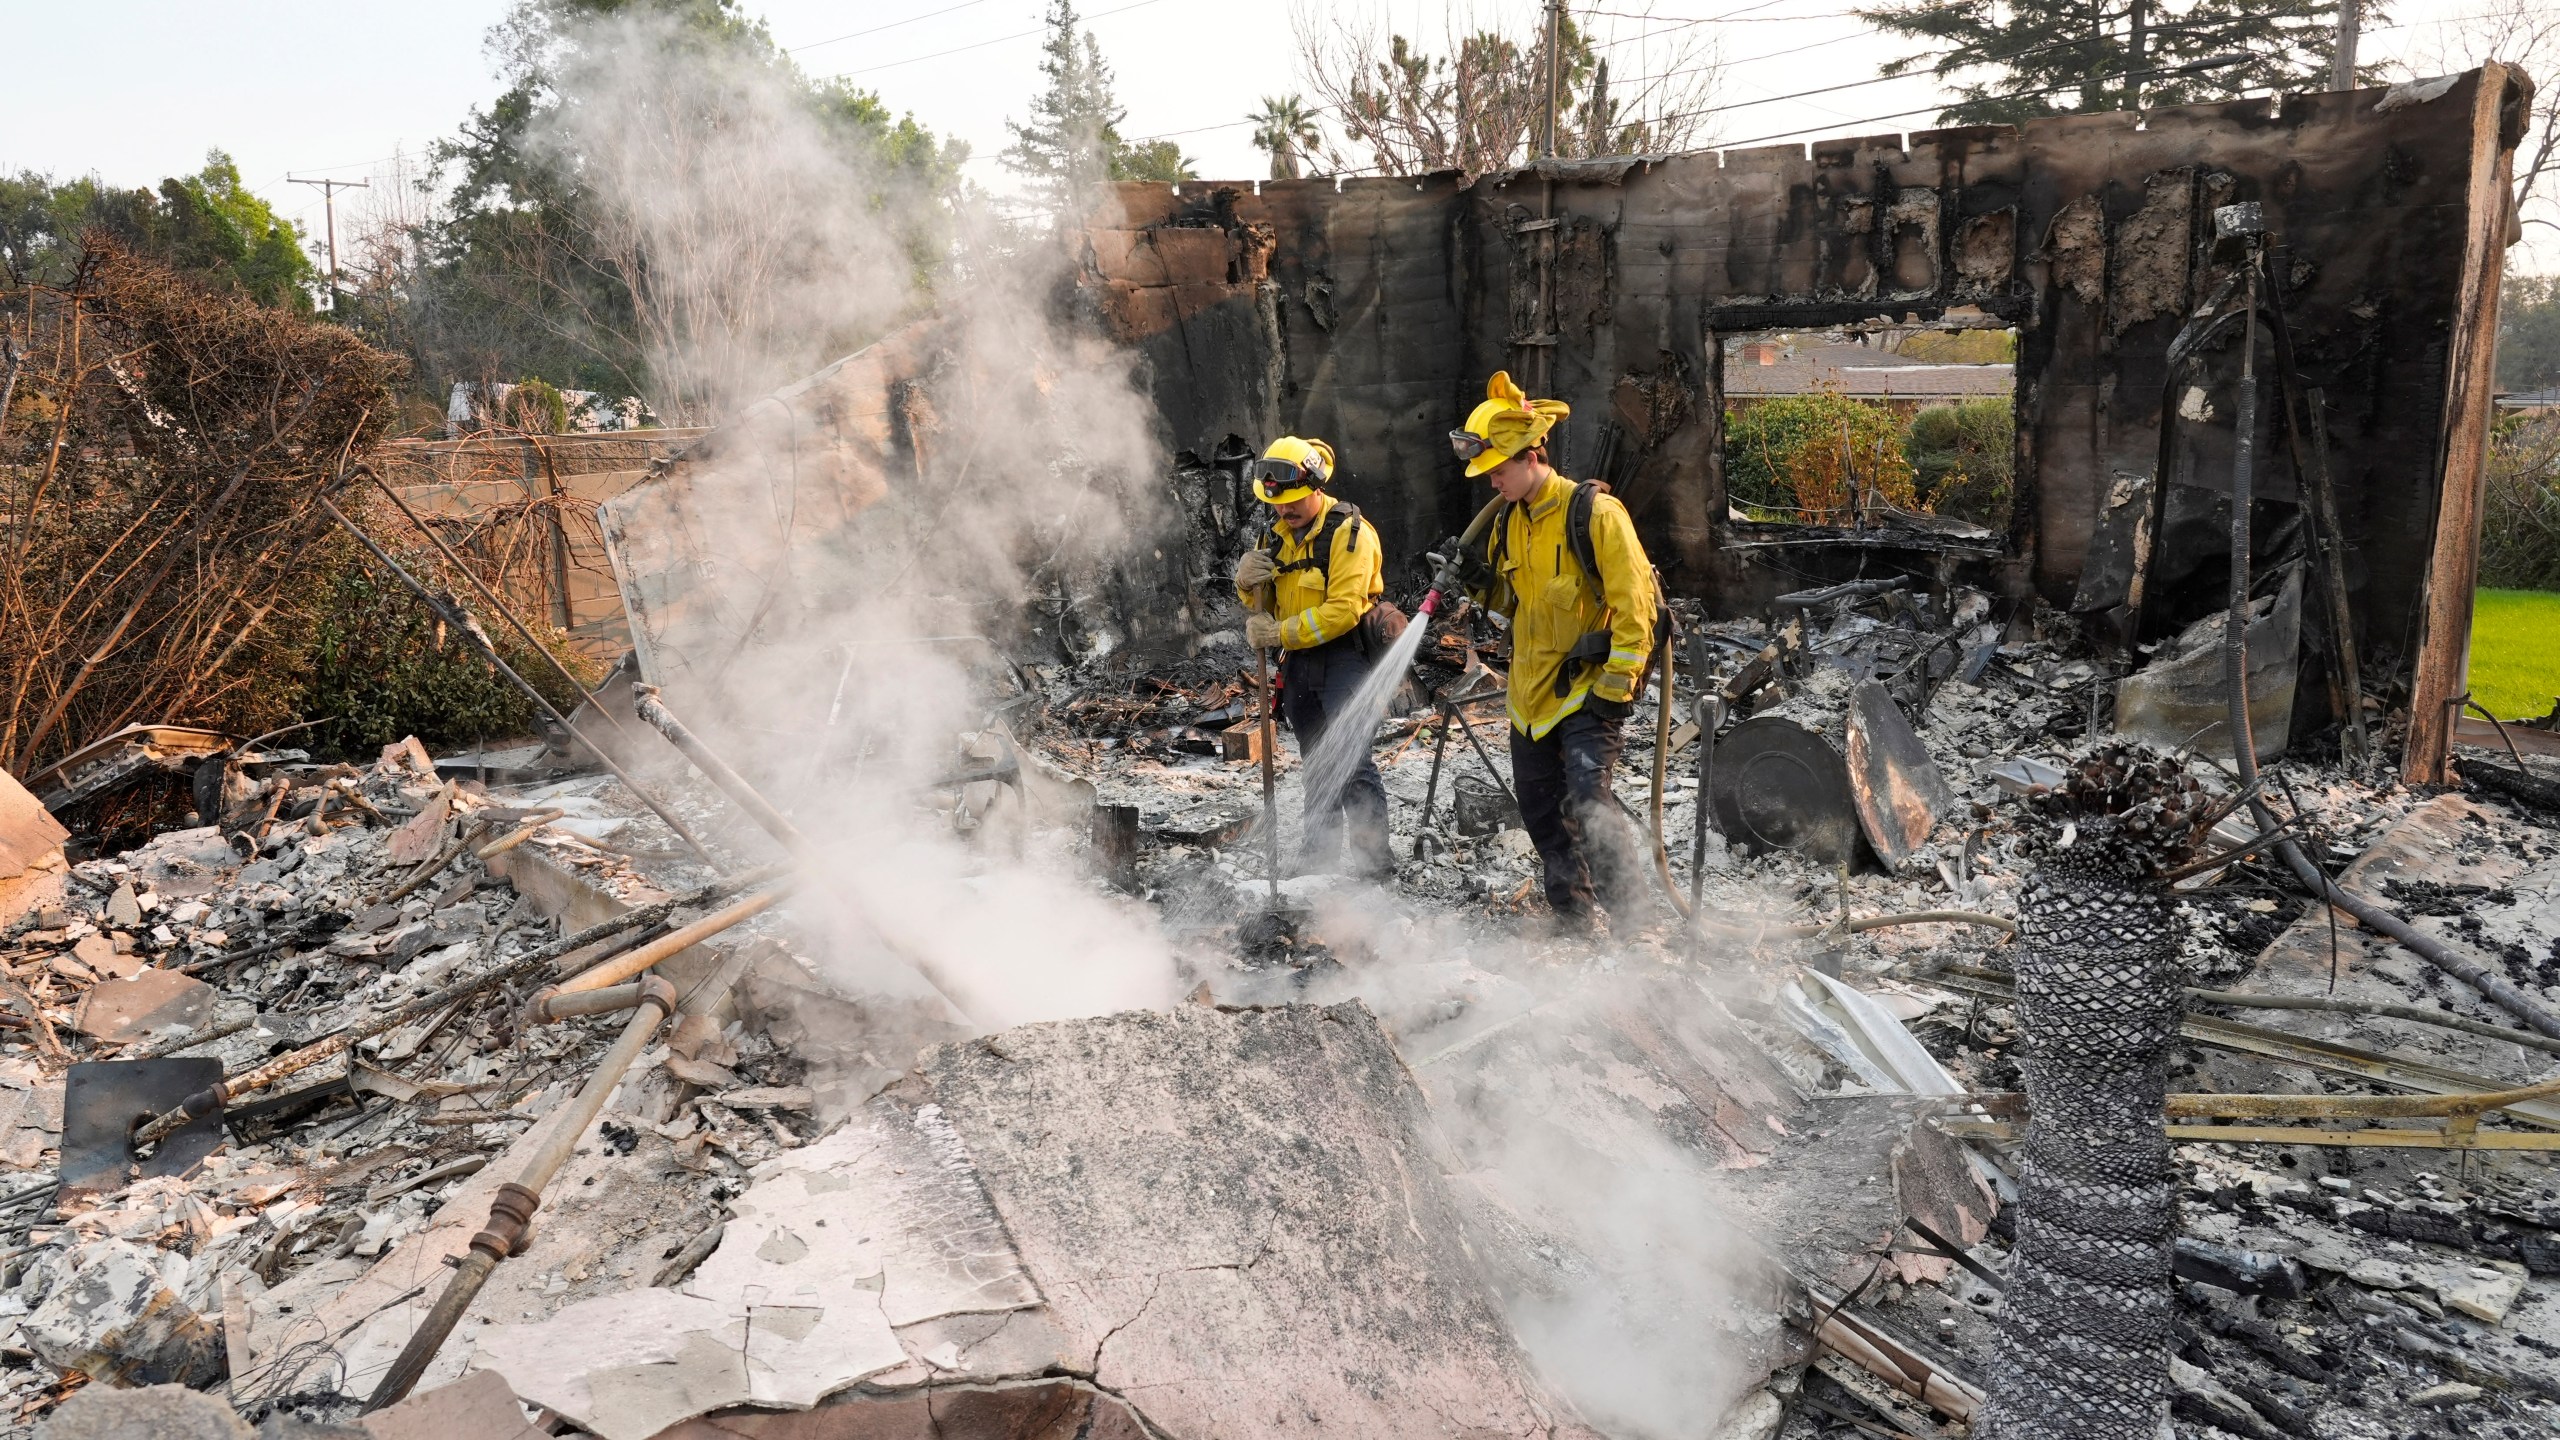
[{"left": 1708, "top": 716, "right": 1861, "bottom": 866}]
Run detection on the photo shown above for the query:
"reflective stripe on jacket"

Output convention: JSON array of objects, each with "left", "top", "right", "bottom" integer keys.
[
  {"left": 1234, "top": 495, "right": 1385, "bottom": 650},
  {"left": 1468, "top": 475, "right": 1660, "bottom": 738}
]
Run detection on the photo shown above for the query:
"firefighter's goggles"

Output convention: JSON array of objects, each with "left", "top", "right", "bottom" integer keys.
[{"left": 1249, "top": 458, "right": 1325, "bottom": 499}]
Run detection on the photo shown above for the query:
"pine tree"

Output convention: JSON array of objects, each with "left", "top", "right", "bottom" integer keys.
[
  {"left": 1857, "top": 0, "right": 2385, "bottom": 125},
  {"left": 1002, "top": 1, "right": 1128, "bottom": 208}
]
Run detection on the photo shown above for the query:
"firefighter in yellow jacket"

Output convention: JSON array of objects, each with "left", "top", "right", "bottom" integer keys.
[
  {"left": 1438, "top": 373, "right": 1660, "bottom": 932},
  {"left": 1232, "top": 436, "right": 1395, "bottom": 877}
]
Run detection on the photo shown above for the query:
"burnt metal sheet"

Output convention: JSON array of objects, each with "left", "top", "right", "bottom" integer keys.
[
  {"left": 1845, "top": 681, "right": 1954, "bottom": 871},
  {"left": 2115, "top": 566, "right": 2303, "bottom": 763},
  {"left": 60, "top": 1058, "right": 225, "bottom": 1197},
  {"left": 1708, "top": 717, "right": 1861, "bottom": 866},
  {"left": 28, "top": 725, "right": 237, "bottom": 813}
]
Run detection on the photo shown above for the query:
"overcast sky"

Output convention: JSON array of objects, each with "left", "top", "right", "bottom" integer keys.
[{"left": 1, "top": 0, "right": 2544, "bottom": 270}]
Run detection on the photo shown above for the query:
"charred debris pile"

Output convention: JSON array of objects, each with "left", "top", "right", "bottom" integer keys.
[
  {"left": 1, "top": 66, "right": 2558, "bottom": 1440},
  {"left": 7, "top": 528, "right": 2560, "bottom": 1440}
]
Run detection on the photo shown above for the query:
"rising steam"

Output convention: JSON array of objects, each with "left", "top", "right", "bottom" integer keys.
[{"left": 546, "top": 7, "right": 1180, "bottom": 1025}]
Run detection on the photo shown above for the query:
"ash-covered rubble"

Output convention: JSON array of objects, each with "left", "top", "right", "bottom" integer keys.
[
  {"left": 2, "top": 569, "right": 2559, "bottom": 1440},
  {"left": 1040, "top": 569, "right": 2560, "bottom": 1439}
]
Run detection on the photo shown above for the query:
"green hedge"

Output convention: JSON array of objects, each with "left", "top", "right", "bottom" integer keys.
[
  {"left": 1724, "top": 392, "right": 2012, "bottom": 528},
  {"left": 296, "top": 563, "right": 600, "bottom": 760}
]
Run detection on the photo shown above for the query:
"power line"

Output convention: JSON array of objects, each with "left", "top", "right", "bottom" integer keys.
[
  {"left": 1116, "top": 6, "right": 1861, "bottom": 149},
  {"left": 279, "top": 151, "right": 411, "bottom": 176},
  {"left": 1579, "top": 0, "right": 1799, "bottom": 20},
  {"left": 1128, "top": 109, "right": 1334, "bottom": 144},
  {"left": 1614, "top": 11, "right": 2259, "bottom": 120},
  {"left": 823, "top": 0, "right": 1173, "bottom": 78},
  {"left": 1123, "top": 2, "right": 2481, "bottom": 174},
  {"left": 788, "top": 0, "right": 996, "bottom": 54},
  {"left": 1723, "top": 28, "right": 1873, "bottom": 69},
  {"left": 1318, "top": 49, "right": 2231, "bottom": 177},
  {"left": 1579, "top": 1, "right": 1850, "bottom": 59},
  {"left": 1700, "top": 53, "right": 2249, "bottom": 145}
]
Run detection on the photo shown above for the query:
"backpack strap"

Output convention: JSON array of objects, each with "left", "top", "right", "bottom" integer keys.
[
  {"left": 1487, "top": 499, "right": 1521, "bottom": 574},
  {"left": 1564, "top": 481, "right": 1602, "bottom": 591},
  {"left": 1556, "top": 480, "right": 1679, "bottom": 696},
  {"left": 1272, "top": 501, "right": 1361, "bottom": 581}
]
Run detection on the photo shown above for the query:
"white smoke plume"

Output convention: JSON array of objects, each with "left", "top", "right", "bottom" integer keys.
[
  {"left": 545, "top": 7, "right": 1181, "bottom": 1026},
  {"left": 532, "top": 12, "right": 938, "bottom": 422}
]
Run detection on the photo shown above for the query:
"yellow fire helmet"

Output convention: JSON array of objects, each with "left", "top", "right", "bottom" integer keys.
[
  {"left": 1249, "top": 435, "right": 1336, "bottom": 504},
  {"left": 1451, "top": 371, "right": 1571, "bottom": 478}
]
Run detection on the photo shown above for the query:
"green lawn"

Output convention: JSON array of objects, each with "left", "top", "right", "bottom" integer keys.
[{"left": 2470, "top": 588, "right": 2560, "bottom": 721}]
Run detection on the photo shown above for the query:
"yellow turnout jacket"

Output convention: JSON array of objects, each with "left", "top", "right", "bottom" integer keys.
[
  {"left": 1469, "top": 475, "right": 1660, "bottom": 737},
  {"left": 1236, "top": 495, "right": 1385, "bottom": 651}
]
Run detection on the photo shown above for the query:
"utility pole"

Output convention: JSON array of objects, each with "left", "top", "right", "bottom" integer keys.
[
  {"left": 2127, "top": 0, "right": 2148, "bottom": 109},
  {"left": 2330, "top": 0, "right": 2360, "bottom": 91},
  {"left": 1531, "top": 0, "right": 1565, "bottom": 394},
  {"left": 1543, "top": 0, "right": 1563, "bottom": 159},
  {"left": 288, "top": 176, "right": 369, "bottom": 307}
]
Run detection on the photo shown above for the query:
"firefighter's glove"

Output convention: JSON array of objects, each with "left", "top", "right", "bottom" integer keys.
[
  {"left": 1232, "top": 549, "right": 1276, "bottom": 596},
  {"left": 1246, "top": 612, "right": 1284, "bottom": 650},
  {"left": 1584, "top": 696, "right": 1634, "bottom": 724},
  {"left": 1424, "top": 537, "right": 1491, "bottom": 592}
]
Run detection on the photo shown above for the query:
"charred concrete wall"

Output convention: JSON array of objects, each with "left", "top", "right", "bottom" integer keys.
[{"left": 1082, "top": 69, "right": 2530, "bottom": 767}]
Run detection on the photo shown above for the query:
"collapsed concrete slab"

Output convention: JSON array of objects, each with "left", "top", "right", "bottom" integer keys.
[
  {"left": 472, "top": 1103, "right": 1040, "bottom": 1436},
  {"left": 20, "top": 1238, "right": 225, "bottom": 1389},
  {"left": 920, "top": 1001, "right": 1593, "bottom": 1438},
  {"left": 454, "top": 1000, "right": 1597, "bottom": 1439},
  {"left": 32, "top": 1382, "right": 251, "bottom": 1440},
  {"left": 1398, "top": 973, "right": 1806, "bottom": 1436}
]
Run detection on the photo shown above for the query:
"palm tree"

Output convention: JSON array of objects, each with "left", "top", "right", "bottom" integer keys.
[{"left": 1248, "top": 95, "right": 1325, "bottom": 180}]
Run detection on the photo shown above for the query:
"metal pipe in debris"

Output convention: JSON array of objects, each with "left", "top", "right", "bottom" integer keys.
[
  {"left": 1646, "top": 633, "right": 1694, "bottom": 920},
  {"left": 631, "top": 684, "right": 805, "bottom": 851},
  {"left": 130, "top": 869, "right": 785, "bottom": 1149},
  {"left": 133, "top": 948, "right": 538, "bottom": 1150},
  {"left": 1252, "top": 631, "right": 1282, "bottom": 907},
  {"left": 362, "top": 974, "right": 681, "bottom": 1411},
  {"left": 1411, "top": 700, "right": 1457, "bottom": 862},
  {"left": 551, "top": 889, "right": 782, "bottom": 996},
  {"left": 474, "top": 809, "right": 565, "bottom": 860},
  {"left": 521, "top": 981, "right": 649, "bottom": 1026},
  {"left": 1689, "top": 693, "right": 1722, "bottom": 919},
  {"left": 2187, "top": 987, "right": 2560, "bottom": 1058}
]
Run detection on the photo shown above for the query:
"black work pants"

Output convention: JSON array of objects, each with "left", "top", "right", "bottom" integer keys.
[
  {"left": 1281, "top": 638, "right": 1393, "bottom": 874},
  {"left": 1510, "top": 704, "right": 1638, "bottom": 915}
]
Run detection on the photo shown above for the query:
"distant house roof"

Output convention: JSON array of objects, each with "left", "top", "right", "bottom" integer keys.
[
  {"left": 1725, "top": 339, "right": 2012, "bottom": 401},
  {"left": 2499, "top": 386, "right": 2560, "bottom": 412}
]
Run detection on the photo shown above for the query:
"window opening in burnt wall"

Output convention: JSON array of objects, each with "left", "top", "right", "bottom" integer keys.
[{"left": 1719, "top": 323, "right": 2018, "bottom": 540}]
